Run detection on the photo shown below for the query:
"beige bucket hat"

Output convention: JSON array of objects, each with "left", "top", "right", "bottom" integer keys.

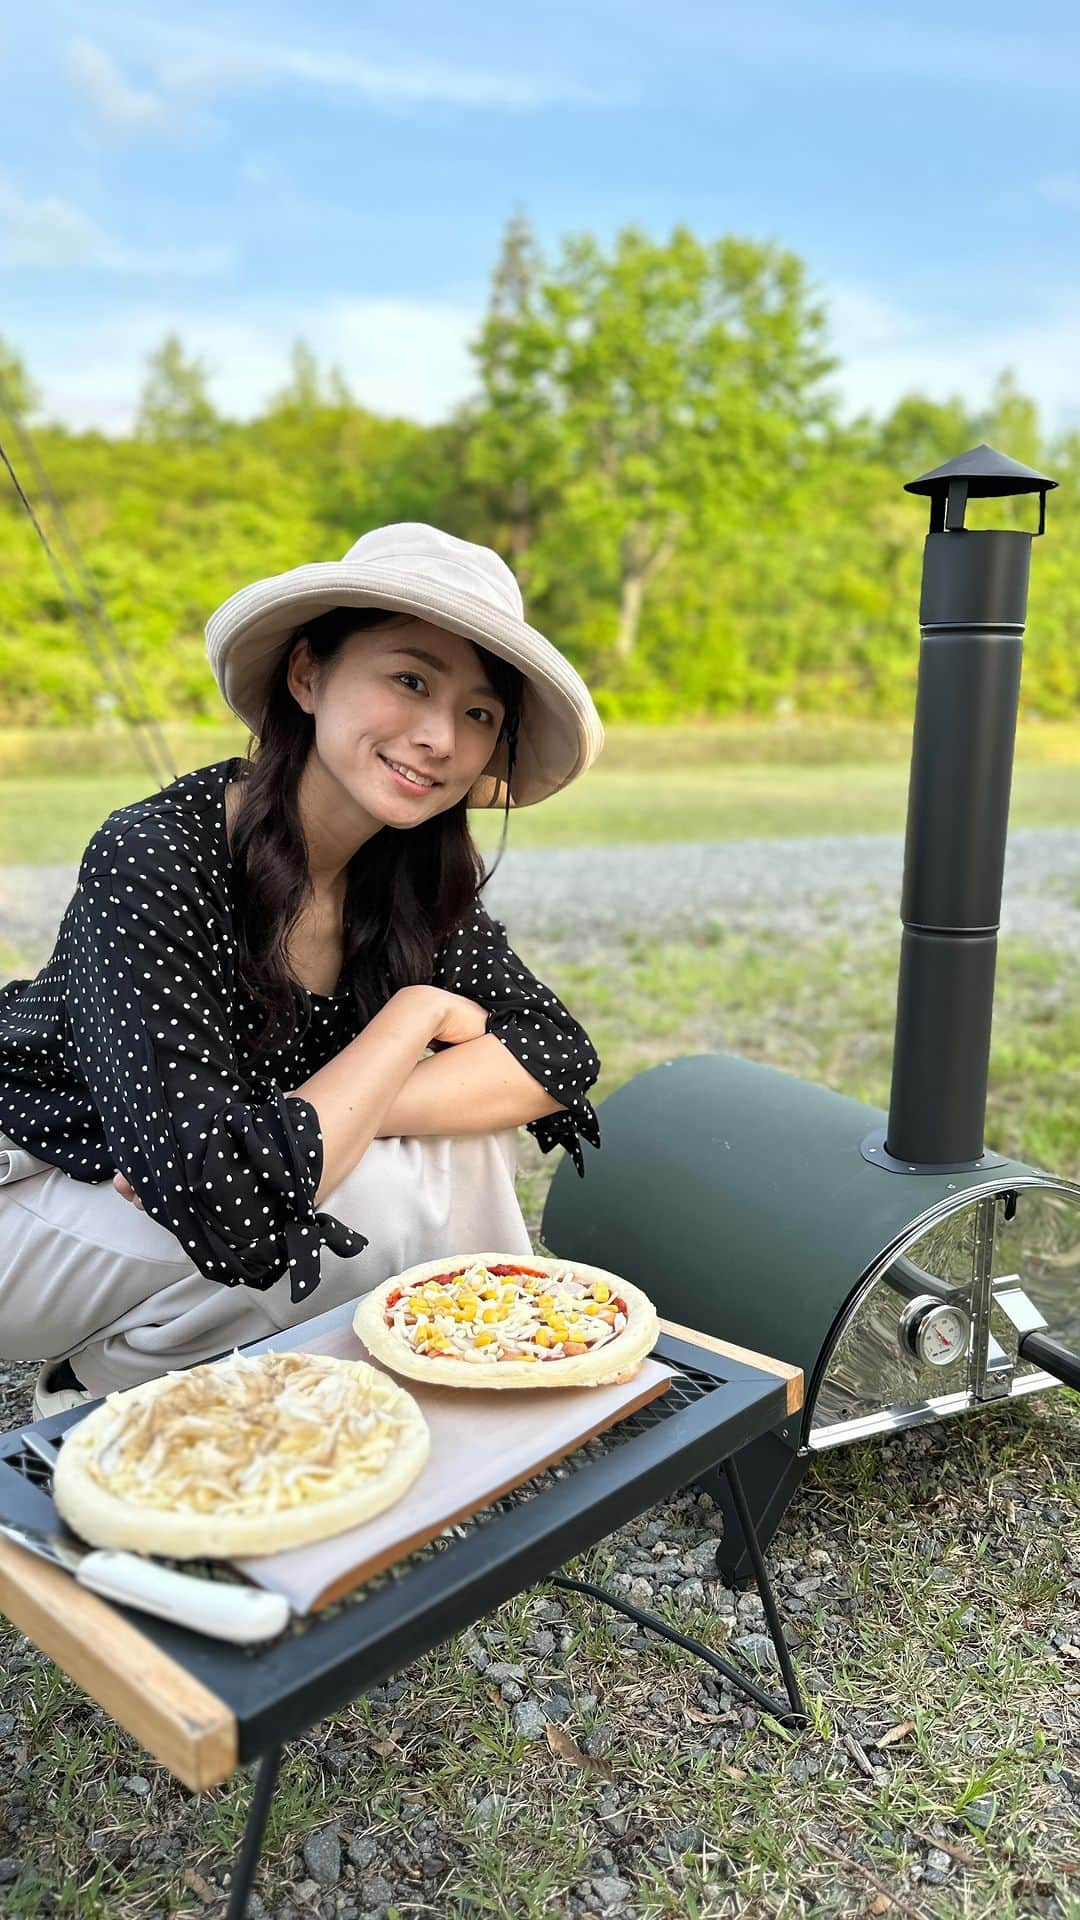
[{"left": 205, "top": 522, "right": 604, "bottom": 808}]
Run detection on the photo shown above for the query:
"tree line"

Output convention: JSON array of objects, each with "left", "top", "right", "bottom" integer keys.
[{"left": 2, "top": 214, "right": 1077, "bottom": 728}]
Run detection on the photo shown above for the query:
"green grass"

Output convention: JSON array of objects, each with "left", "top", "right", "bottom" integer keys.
[
  {"left": 2, "top": 720, "right": 1080, "bottom": 860},
  {"left": 2, "top": 920, "right": 1076, "bottom": 1917}
]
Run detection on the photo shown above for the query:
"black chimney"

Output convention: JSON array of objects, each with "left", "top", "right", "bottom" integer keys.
[{"left": 879, "top": 444, "right": 1057, "bottom": 1172}]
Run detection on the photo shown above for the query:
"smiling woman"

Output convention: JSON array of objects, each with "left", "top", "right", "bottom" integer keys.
[{"left": 0, "top": 522, "right": 606, "bottom": 1413}]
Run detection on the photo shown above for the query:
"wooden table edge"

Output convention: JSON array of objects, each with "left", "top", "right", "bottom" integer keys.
[
  {"left": 0, "top": 1537, "right": 235, "bottom": 1790},
  {"left": 657, "top": 1316, "right": 804, "bottom": 1417}
]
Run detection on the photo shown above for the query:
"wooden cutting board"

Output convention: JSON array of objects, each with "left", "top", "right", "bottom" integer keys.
[{"left": 230, "top": 1321, "right": 674, "bottom": 1613}]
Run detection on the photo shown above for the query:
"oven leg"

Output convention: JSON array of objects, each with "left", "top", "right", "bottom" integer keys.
[
  {"left": 720, "top": 1457, "right": 805, "bottom": 1725},
  {"left": 225, "top": 1742, "right": 284, "bottom": 1920}
]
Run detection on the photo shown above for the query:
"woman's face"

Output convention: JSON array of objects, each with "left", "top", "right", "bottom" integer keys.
[{"left": 288, "top": 614, "right": 507, "bottom": 839}]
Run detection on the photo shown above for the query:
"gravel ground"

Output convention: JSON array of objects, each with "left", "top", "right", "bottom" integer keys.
[
  {"left": 2, "top": 828, "right": 1080, "bottom": 968},
  {"left": 1, "top": 837, "right": 1077, "bottom": 1918}
]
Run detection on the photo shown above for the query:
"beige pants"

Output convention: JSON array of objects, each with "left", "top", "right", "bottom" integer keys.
[{"left": 0, "top": 1125, "right": 532, "bottom": 1397}]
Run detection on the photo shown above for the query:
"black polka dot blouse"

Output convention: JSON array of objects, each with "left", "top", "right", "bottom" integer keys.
[{"left": 0, "top": 758, "right": 602, "bottom": 1305}]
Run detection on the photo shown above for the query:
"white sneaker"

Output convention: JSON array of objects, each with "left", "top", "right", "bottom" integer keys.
[{"left": 32, "top": 1362, "right": 92, "bottom": 1420}]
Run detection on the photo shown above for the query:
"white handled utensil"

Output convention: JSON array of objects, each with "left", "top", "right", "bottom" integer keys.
[{"left": 0, "top": 1517, "right": 290, "bottom": 1643}]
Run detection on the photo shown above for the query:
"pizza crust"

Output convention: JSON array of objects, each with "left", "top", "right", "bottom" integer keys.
[
  {"left": 52, "top": 1351, "right": 430, "bottom": 1558},
  {"left": 354, "top": 1252, "right": 658, "bottom": 1390}
]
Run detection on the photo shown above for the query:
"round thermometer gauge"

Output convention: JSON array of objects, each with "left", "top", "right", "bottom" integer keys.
[{"left": 900, "top": 1297, "right": 970, "bottom": 1367}]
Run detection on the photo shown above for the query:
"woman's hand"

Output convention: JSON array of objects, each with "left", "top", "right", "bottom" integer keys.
[{"left": 113, "top": 1172, "right": 144, "bottom": 1210}]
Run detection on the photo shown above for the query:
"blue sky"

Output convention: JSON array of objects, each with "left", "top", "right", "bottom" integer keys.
[{"left": 4, "top": 0, "right": 1080, "bottom": 437}]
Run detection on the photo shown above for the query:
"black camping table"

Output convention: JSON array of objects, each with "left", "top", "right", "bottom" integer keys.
[{"left": 0, "top": 1306, "right": 805, "bottom": 1918}]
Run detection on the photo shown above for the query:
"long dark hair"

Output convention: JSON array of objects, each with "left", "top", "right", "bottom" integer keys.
[{"left": 227, "top": 606, "right": 524, "bottom": 1058}]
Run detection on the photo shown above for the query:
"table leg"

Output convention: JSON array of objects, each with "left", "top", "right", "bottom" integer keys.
[
  {"left": 719, "top": 1457, "right": 805, "bottom": 1724},
  {"left": 549, "top": 1565, "right": 805, "bottom": 1731},
  {"left": 225, "top": 1742, "right": 284, "bottom": 1920}
]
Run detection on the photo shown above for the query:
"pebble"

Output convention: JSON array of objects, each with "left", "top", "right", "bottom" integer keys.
[
  {"left": 732, "top": 1632, "right": 781, "bottom": 1673},
  {"left": 357, "top": 1870, "right": 395, "bottom": 1909},
  {"left": 666, "top": 1823, "right": 706, "bottom": 1854},
  {"left": 469, "top": 1793, "right": 505, "bottom": 1826},
  {"left": 513, "top": 1697, "right": 550, "bottom": 1739},
  {"left": 346, "top": 1834, "right": 379, "bottom": 1870},
  {"left": 0, "top": 1860, "right": 23, "bottom": 1887},
  {"left": 682, "top": 1541, "right": 723, "bottom": 1577},
  {"left": 676, "top": 1578, "right": 707, "bottom": 1606},
  {"left": 486, "top": 1661, "right": 528, "bottom": 1684},
  {"left": 590, "top": 1872, "right": 633, "bottom": 1908},
  {"left": 302, "top": 1826, "right": 342, "bottom": 1887},
  {"left": 583, "top": 1725, "right": 615, "bottom": 1757},
  {"left": 961, "top": 1794, "right": 996, "bottom": 1830},
  {"left": 531, "top": 1598, "right": 565, "bottom": 1623}
]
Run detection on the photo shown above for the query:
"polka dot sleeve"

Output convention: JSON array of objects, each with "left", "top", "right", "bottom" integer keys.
[
  {"left": 432, "top": 906, "right": 601, "bottom": 1178},
  {"left": 64, "top": 824, "right": 366, "bottom": 1301}
]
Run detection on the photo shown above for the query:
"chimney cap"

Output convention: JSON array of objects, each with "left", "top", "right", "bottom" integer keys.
[{"left": 905, "top": 442, "right": 1057, "bottom": 500}]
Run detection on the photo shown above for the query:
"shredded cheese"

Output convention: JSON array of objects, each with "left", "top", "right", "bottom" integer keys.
[{"left": 85, "top": 1351, "right": 415, "bottom": 1514}]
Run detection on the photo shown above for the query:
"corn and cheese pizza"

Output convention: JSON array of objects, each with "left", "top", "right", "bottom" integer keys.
[
  {"left": 51, "top": 1350, "right": 430, "bottom": 1558},
  {"left": 353, "top": 1252, "right": 658, "bottom": 1389}
]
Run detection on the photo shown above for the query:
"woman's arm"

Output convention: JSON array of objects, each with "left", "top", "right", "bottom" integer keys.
[
  {"left": 375, "top": 1033, "right": 564, "bottom": 1139},
  {"left": 284, "top": 986, "right": 452, "bottom": 1204},
  {"left": 429, "top": 905, "right": 602, "bottom": 1174}
]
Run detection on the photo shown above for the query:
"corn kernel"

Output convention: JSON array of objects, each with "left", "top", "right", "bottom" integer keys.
[
  {"left": 585, "top": 1303, "right": 600, "bottom": 1316},
  {"left": 535, "top": 1327, "right": 553, "bottom": 1347},
  {"left": 474, "top": 1331, "right": 495, "bottom": 1346},
  {"left": 538, "top": 1294, "right": 555, "bottom": 1309},
  {"left": 457, "top": 1303, "right": 477, "bottom": 1322},
  {"left": 482, "top": 1307, "right": 501, "bottom": 1323},
  {"left": 592, "top": 1283, "right": 610, "bottom": 1303}
]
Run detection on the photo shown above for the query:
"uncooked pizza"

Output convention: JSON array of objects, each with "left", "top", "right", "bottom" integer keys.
[
  {"left": 51, "top": 1350, "right": 430, "bottom": 1558},
  {"left": 353, "top": 1252, "right": 658, "bottom": 1389}
]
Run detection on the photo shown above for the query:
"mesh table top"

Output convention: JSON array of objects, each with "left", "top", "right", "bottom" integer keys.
[{"left": 0, "top": 1307, "right": 797, "bottom": 1788}]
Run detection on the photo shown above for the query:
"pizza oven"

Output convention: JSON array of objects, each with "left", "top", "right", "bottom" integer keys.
[{"left": 542, "top": 445, "right": 1080, "bottom": 1577}]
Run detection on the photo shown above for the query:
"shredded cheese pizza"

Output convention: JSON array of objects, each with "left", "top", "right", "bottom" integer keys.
[
  {"left": 354, "top": 1253, "right": 658, "bottom": 1390},
  {"left": 52, "top": 1350, "right": 430, "bottom": 1558}
]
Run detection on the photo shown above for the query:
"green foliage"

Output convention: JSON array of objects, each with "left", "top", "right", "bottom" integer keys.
[
  {"left": 0, "top": 338, "right": 39, "bottom": 419},
  {"left": 0, "top": 216, "right": 1077, "bottom": 730},
  {"left": 134, "top": 332, "right": 220, "bottom": 446}
]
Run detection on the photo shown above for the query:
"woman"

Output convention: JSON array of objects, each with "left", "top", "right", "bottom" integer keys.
[{"left": 0, "top": 522, "right": 604, "bottom": 1417}]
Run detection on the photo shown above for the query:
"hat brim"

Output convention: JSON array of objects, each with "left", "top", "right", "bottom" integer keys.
[{"left": 205, "top": 560, "right": 604, "bottom": 809}]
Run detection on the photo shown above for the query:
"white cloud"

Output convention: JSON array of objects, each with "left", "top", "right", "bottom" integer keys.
[
  {"left": 65, "top": 38, "right": 169, "bottom": 135},
  {"left": 15, "top": 274, "right": 1080, "bottom": 442},
  {"left": 822, "top": 280, "right": 1080, "bottom": 434},
  {"left": 157, "top": 40, "right": 619, "bottom": 109},
  {"left": 0, "top": 171, "right": 232, "bottom": 275},
  {"left": 17, "top": 295, "right": 484, "bottom": 433}
]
